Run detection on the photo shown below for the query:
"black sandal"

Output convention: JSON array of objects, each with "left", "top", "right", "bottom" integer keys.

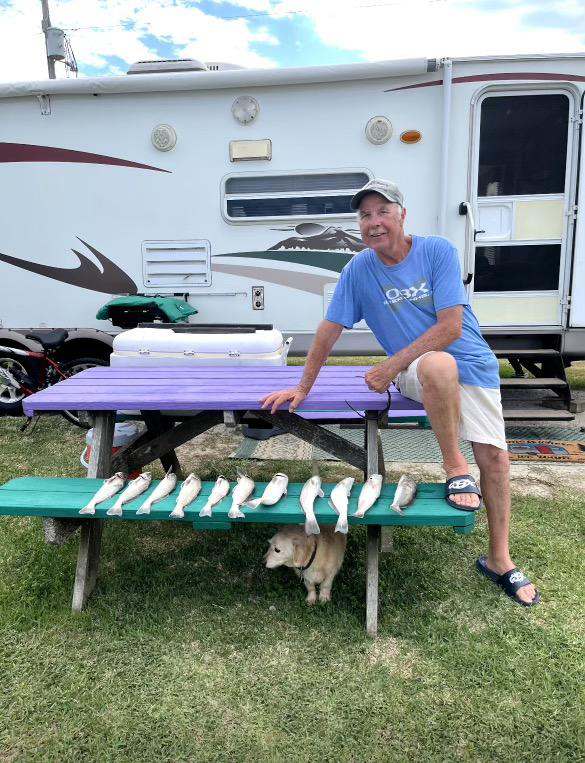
[
  {"left": 476, "top": 555, "right": 541, "bottom": 607},
  {"left": 445, "top": 474, "right": 482, "bottom": 512}
]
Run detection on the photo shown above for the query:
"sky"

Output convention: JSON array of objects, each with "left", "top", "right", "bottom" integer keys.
[{"left": 0, "top": 0, "right": 584, "bottom": 82}]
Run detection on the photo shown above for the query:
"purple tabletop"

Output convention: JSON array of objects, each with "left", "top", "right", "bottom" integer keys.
[{"left": 22, "top": 365, "right": 426, "bottom": 417}]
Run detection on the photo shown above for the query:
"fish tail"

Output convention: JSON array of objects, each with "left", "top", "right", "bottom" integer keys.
[
  {"left": 335, "top": 516, "right": 348, "bottom": 534},
  {"left": 78, "top": 503, "right": 95, "bottom": 515},
  {"left": 245, "top": 498, "right": 262, "bottom": 509},
  {"left": 353, "top": 508, "right": 365, "bottom": 518},
  {"left": 390, "top": 502, "right": 404, "bottom": 515},
  {"left": 170, "top": 506, "right": 185, "bottom": 519},
  {"left": 198, "top": 503, "right": 213, "bottom": 518},
  {"left": 228, "top": 505, "right": 245, "bottom": 519},
  {"left": 305, "top": 517, "right": 320, "bottom": 535},
  {"left": 135, "top": 501, "right": 151, "bottom": 515},
  {"left": 106, "top": 505, "right": 123, "bottom": 517}
]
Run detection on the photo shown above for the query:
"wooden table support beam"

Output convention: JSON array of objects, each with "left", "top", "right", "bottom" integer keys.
[
  {"left": 254, "top": 409, "right": 368, "bottom": 473},
  {"left": 72, "top": 411, "right": 114, "bottom": 613},
  {"left": 141, "top": 411, "right": 184, "bottom": 479},
  {"left": 112, "top": 411, "right": 223, "bottom": 474}
]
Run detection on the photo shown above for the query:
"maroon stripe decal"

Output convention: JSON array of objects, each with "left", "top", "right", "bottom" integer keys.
[
  {"left": 386, "top": 72, "right": 585, "bottom": 92},
  {"left": 0, "top": 142, "right": 170, "bottom": 173}
]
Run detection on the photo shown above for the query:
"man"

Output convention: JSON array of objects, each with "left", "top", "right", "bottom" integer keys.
[{"left": 261, "top": 178, "right": 540, "bottom": 607}]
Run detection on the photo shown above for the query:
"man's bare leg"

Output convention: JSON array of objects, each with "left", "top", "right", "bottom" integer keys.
[
  {"left": 417, "top": 352, "right": 479, "bottom": 509},
  {"left": 472, "top": 442, "right": 537, "bottom": 604}
]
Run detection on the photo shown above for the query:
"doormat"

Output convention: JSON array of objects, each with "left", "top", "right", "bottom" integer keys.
[
  {"left": 507, "top": 440, "right": 585, "bottom": 463},
  {"left": 230, "top": 424, "right": 585, "bottom": 464}
]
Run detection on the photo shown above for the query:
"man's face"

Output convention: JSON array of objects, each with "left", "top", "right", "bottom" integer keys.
[{"left": 357, "top": 193, "right": 406, "bottom": 258}]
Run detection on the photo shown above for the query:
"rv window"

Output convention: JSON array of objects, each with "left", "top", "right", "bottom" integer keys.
[
  {"left": 474, "top": 244, "right": 560, "bottom": 292},
  {"left": 226, "top": 172, "right": 369, "bottom": 194},
  {"left": 478, "top": 94, "right": 569, "bottom": 197},
  {"left": 227, "top": 195, "right": 353, "bottom": 218},
  {"left": 223, "top": 171, "right": 370, "bottom": 221}
]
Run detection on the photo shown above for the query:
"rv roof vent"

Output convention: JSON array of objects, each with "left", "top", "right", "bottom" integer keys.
[
  {"left": 206, "top": 62, "right": 245, "bottom": 71},
  {"left": 127, "top": 58, "right": 208, "bottom": 75}
]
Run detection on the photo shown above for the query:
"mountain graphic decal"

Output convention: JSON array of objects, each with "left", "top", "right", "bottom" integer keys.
[
  {"left": 0, "top": 238, "right": 138, "bottom": 295},
  {"left": 269, "top": 224, "right": 364, "bottom": 253}
]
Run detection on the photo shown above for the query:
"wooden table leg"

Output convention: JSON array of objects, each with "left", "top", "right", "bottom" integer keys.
[
  {"left": 365, "top": 414, "right": 381, "bottom": 637},
  {"left": 71, "top": 411, "right": 114, "bottom": 613},
  {"left": 376, "top": 430, "right": 393, "bottom": 552},
  {"left": 141, "top": 411, "right": 183, "bottom": 479}
]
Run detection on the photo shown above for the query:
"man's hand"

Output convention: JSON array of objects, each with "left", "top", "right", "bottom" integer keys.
[
  {"left": 364, "top": 358, "right": 402, "bottom": 393},
  {"left": 260, "top": 387, "right": 308, "bottom": 414}
]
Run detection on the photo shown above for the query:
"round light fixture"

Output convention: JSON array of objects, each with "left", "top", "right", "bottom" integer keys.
[
  {"left": 400, "top": 129, "right": 422, "bottom": 144},
  {"left": 151, "top": 124, "right": 177, "bottom": 151},
  {"left": 232, "top": 95, "right": 259, "bottom": 125},
  {"left": 365, "top": 116, "right": 393, "bottom": 145}
]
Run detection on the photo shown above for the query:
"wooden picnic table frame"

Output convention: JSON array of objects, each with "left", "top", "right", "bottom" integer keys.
[
  {"left": 77, "top": 405, "right": 386, "bottom": 634},
  {"left": 22, "top": 365, "right": 422, "bottom": 636}
]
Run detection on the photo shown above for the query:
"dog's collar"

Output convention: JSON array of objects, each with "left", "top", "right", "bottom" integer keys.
[{"left": 298, "top": 537, "right": 318, "bottom": 573}]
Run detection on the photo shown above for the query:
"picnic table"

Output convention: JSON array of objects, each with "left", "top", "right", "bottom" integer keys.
[{"left": 0, "top": 365, "right": 475, "bottom": 636}]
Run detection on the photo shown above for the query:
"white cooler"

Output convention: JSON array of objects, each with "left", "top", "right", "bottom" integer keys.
[{"left": 111, "top": 326, "right": 292, "bottom": 367}]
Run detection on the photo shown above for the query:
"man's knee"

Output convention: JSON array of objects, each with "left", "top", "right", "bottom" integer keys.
[
  {"left": 418, "top": 351, "right": 459, "bottom": 389},
  {"left": 475, "top": 443, "right": 509, "bottom": 473}
]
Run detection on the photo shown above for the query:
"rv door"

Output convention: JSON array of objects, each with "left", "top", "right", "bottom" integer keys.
[
  {"left": 466, "top": 88, "right": 578, "bottom": 328},
  {"left": 569, "top": 90, "right": 585, "bottom": 328}
]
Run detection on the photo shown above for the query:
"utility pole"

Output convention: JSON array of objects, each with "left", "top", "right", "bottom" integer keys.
[{"left": 40, "top": 0, "right": 56, "bottom": 78}]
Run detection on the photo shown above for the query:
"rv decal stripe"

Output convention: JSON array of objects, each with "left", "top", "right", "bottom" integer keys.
[
  {"left": 0, "top": 142, "right": 170, "bottom": 173},
  {"left": 214, "top": 250, "right": 353, "bottom": 273},
  {"left": 0, "top": 238, "right": 138, "bottom": 295},
  {"left": 386, "top": 72, "right": 585, "bottom": 92},
  {"left": 211, "top": 263, "right": 337, "bottom": 295}
]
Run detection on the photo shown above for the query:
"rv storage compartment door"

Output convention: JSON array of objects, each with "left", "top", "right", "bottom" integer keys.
[
  {"left": 142, "top": 240, "right": 211, "bottom": 291},
  {"left": 469, "top": 91, "right": 574, "bottom": 328}
]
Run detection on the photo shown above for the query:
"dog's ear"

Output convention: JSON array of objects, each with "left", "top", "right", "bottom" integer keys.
[{"left": 292, "top": 538, "right": 308, "bottom": 568}]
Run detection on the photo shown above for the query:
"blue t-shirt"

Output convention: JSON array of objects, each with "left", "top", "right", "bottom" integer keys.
[{"left": 326, "top": 235, "right": 500, "bottom": 388}]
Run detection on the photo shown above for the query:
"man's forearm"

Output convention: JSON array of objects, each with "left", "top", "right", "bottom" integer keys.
[
  {"left": 298, "top": 320, "right": 343, "bottom": 393},
  {"left": 389, "top": 318, "right": 460, "bottom": 374}
]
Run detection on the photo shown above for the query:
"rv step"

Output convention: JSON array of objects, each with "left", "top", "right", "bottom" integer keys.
[
  {"left": 503, "top": 408, "right": 575, "bottom": 421},
  {"left": 500, "top": 377, "right": 568, "bottom": 388},
  {"left": 494, "top": 349, "right": 560, "bottom": 358}
]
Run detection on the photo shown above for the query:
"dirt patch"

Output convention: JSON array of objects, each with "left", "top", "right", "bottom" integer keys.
[{"left": 176, "top": 424, "right": 243, "bottom": 467}]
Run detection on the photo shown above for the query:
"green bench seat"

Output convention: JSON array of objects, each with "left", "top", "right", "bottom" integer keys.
[{"left": 0, "top": 477, "right": 475, "bottom": 533}]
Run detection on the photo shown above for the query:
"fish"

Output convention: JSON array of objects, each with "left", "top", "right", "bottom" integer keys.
[
  {"left": 106, "top": 472, "right": 152, "bottom": 516},
  {"left": 170, "top": 473, "right": 202, "bottom": 519},
  {"left": 245, "top": 473, "right": 289, "bottom": 509},
  {"left": 136, "top": 468, "right": 177, "bottom": 515},
  {"left": 199, "top": 475, "right": 230, "bottom": 518},
  {"left": 79, "top": 472, "right": 125, "bottom": 515},
  {"left": 329, "top": 476, "right": 355, "bottom": 534},
  {"left": 390, "top": 474, "right": 417, "bottom": 515},
  {"left": 228, "top": 473, "right": 255, "bottom": 519},
  {"left": 353, "top": 474, "right": 384, "bottom": 518},
  {"left": 300, "top": 475, "right": 324, "bottom": 535}
]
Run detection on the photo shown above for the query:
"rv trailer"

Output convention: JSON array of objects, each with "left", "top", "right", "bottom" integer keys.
[{"left": 0, "top": 53, "right": 584, "bottom": 415}]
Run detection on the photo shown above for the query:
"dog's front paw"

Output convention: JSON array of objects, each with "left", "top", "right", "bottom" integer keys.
[
  {"left": 306, "top": 592, "right": 317, "bottom": 605},
  {"left": 319, "top": 590, "right": 331, "bottom": 603}
]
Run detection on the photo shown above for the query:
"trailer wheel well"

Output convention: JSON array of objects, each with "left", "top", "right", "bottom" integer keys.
[{"left": 56, "top": 339, "right": 112, "bottom": 364}]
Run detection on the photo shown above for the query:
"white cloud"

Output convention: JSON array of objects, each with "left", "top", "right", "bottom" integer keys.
[
  {"left": 272, "top": 0, "right": 585, "bottom": 61},
  {"left": 0, "top": 0, "right": 278, "bottom": 83}
]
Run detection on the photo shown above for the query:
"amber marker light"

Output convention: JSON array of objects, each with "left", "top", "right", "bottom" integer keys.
[{"left": 400, "top": 130, "right": 422, "bottom": 144}]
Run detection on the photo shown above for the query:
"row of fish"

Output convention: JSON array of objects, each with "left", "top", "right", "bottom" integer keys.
[{"left": 78, "top": 470, "right": 418, "bottom": 532}]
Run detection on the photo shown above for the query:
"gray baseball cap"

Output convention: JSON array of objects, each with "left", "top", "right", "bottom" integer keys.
[{"left": 350, "top": 178, "right": 404, "bottom": 210}]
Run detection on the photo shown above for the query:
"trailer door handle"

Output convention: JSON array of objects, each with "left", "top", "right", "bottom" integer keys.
[{"left": 463, "top": 273, "right": 473, "bottom": 285}]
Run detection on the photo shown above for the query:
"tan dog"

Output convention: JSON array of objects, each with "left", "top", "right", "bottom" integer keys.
[{"left": 264, "top": 525, "right": 346, "bottom": 604}]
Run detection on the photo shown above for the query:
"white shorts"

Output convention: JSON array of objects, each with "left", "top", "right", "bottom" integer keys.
[{"left": 395, "top": 353, "right": 507, "bottom": 451}]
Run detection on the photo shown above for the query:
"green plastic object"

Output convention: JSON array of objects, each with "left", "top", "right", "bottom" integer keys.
[{"left": 96, "top": 296, "right": 197, "bottom": 323}]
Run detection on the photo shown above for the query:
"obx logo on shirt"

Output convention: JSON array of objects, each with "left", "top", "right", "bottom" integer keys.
[{"left": 383, "top": 279, "right": 431, "bottom": 307}]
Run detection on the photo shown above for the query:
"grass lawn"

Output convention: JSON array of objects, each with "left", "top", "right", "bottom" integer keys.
[{"left": 0, "top": 414, "right": 583, "bottom": 762}]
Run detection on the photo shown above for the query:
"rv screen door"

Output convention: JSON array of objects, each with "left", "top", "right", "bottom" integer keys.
[{"left": 470, "top": 91, "right": 572, "bottom": 327}]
